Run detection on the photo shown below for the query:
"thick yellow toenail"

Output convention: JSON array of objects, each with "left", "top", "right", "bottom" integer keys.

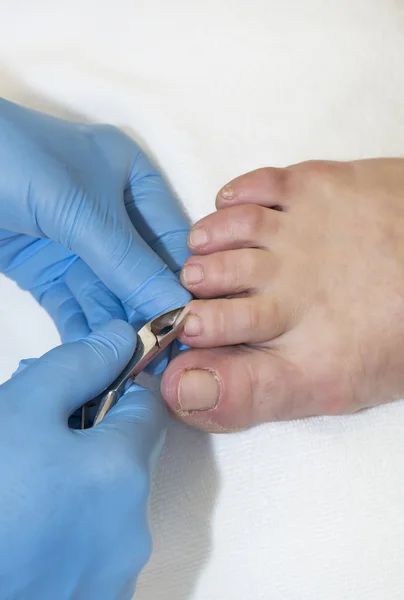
[
  {"left": 189, "top": 227, "right": 208, "bottom": 248},
  {"left": 220, "top": 185, "right": 234, "bottom": 199},
  {"left": 184, "top": 314, "right": 201, "bottom": 336},
  {"left": 178, "top": 369, "right": 220, "bottom": 412},
  {"left": 182, "top": 264, "right": 204, "bottom": 285}
]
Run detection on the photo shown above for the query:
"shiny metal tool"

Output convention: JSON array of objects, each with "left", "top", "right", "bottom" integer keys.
[{"left": 81, "top": 306, "right": 188, "bottom": 429}]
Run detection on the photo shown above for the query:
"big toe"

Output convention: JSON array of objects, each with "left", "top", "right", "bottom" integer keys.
[{"left": 161, "top": 346, "right": 307, "bottom": 432}]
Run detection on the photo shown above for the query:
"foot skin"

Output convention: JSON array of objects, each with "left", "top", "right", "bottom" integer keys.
[{"left": 162, "top": 159, "right": 404, "bottom": 432}]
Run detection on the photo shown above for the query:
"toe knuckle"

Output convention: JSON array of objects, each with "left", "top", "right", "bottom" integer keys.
[
  {"left": 204, "top": 253, "right": 232, "bottom": 291},
  {"left": 216, "top": 253, "right": 231, "bottom": 283},
  {"left": 221, "top": 299, "right": 237, "bottom": 335},
  {"left": 296, "top": 160, "right": 343, "bottom": 190},
  {"left": 207, "top": 299, "right": 228, "bottom": 336},
  {"left": 250, "top": 356, "right": 295, "bottom": 422},
  {"left": 233, "top": 204, "right": 267, "bottom": 242},
  {"left": 223, "top": 250, "right": 257, "bottom": 294},
  {"left": 245, "top": 299, "right": 262, "bottom": 332},
  {"left": 223, "top": 254, "right": 244, "bottom": 294},
  {"left": 240, "top": 249, "right": 262, "bottom": 288},
  {"left": 263, "top": 167, "right": 293, "bottom": 201}
]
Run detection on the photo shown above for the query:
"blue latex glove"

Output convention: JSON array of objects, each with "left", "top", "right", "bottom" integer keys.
[
  {"left": 0, "top": 320, "right": 165, "bottom": 600},
  {"left": 0, "top": 98, "right": 191, "bottom": 351}
]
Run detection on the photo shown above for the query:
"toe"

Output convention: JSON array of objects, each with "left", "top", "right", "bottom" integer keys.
[
  {"left": 161, "top": 346, "right": 307, "bottom": 432},
  {"left": 181, "top": 248, "right": 273, "bottom": 298},
  {"left": 216, "top": 167, "right": 295, "bottom": 210},
  {"left": 180, "top": 295, "right": 289, "bottom": 347},
  {"left": 188, "top": 204, "right": 281, "bottom": 255}
]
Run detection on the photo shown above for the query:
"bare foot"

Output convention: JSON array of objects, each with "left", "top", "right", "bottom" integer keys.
[{"left": 162, "top": 159, "right": 404, "bottom": 432}]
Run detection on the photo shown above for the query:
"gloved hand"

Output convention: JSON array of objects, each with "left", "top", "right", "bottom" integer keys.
[
  {"left": 0, "top": 320, "right": 165, "bottom": 600},
  {"left": 0, "top": 98, "right": 191, "bottom": 347}
]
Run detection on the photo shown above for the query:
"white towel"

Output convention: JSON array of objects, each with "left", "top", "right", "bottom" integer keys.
[{"left": 1, "top": 1, "right": 404, "bottom": 598}]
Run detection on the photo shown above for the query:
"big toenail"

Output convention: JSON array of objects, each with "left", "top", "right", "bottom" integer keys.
[
  {"left": 182, "top": 263, "right": 204, "bottom": 285},
  {"left": 189, "top": 227, "right": 208, "bottom": 248},
  {"left": 184, "top": 315, "right": 202, "bottom": 336},
  {"left": 220, "top": 185, "right": 234, "bottom": 199},
  {"left": 178, "top": 369, "right": 220, "bottom": 412}
]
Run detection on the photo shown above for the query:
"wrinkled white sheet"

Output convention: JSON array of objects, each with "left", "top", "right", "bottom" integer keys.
[{"left": 1, "top": 1, "right": 404, "bottom": 598}]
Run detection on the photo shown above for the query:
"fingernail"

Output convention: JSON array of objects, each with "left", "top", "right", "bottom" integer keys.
[
  {"left": 220, "top": 185, "right": 234, "bottom": 200},
  {"left": 178, "top": 369, "right": 220, "bottom": 412},
  {"left": 182, "top": 264, "right": 204, "bottom": 285},
  {"left": 189, "top": 227, "right": 208, "bottom": 248},
  {"left": 184, "top": 314, "right": 201, "bottom": 336}
]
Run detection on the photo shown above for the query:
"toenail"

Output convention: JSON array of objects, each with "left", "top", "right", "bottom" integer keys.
[
  {"left": 182, "top": 263, "right": 204, "bottom": 285},
  {"left": 184, "top": 314, "right": 202, "bottom": 336},
  {"left": 189, "top": 227, "right": 208, "bottom": 248},
  {"left": 178, "top": 369, "right": 220, "bottom": 412},
  {"left": 219, "top": 185, "right": 234, "bottom": 200}
]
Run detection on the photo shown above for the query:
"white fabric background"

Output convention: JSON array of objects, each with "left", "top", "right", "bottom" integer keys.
[{"left": 1, "top": 1, "right": 404, "bottom": 598}]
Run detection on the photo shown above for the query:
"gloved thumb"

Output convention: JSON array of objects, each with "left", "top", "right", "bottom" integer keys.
[
  {"left": 95, "top": 383, "right": 167, "bottom": 473},
  {"left": 66, "top": 128, "right": 190, "bottom": 320},
  {"left": 2, "top": 320, "right": 137, "bottom": 421}
]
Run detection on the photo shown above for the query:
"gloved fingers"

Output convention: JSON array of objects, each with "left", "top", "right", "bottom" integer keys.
[
  {"left": 94, "top": 383, "right": 167, "bottom": 472},
  {"left": 1, "top": 320, "right": 137, "bottom": 419},
  {"left": 0, "top": 231, "right": 88, "bottom": 342},
  {"left": 123, "top": 149, "right": 192, "bottom": 364},
  {"left": 0, "top": 232, "right": 76, "bottom": 291},
  {"left": 72, "top": 201, "right": 190, "bottom": 321},
  {"left": 39, "top": 281, "right": 90, "bottom": 342},
  {"left": 124, "top": 147, "right": 191, "bottom": 277},
  {"left": 10, "top": 360, "right": 85, "bottom": 429},
  {"left": 65, "top": 259, "right": 126, "bottom": 330}
]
